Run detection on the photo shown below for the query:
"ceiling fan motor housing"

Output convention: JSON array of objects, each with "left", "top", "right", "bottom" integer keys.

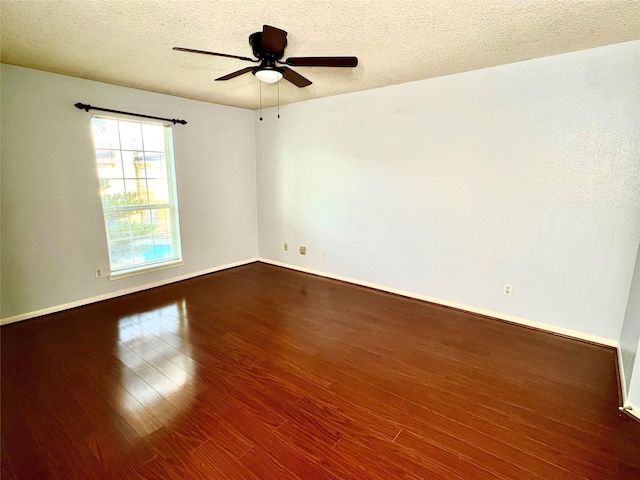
[{"left": 249, "top": 32, "right": 287, "bottom": 60}]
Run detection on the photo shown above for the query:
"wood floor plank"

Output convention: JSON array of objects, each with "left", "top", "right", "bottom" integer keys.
[
  {"left": 394, "top": 399, "right": 581, "bottom": 479},
  {"left": 395, "top": 428, "right": 543, "bottom": 480},
  {"left": 333, "top": 435, "right": 462, "bottom": 480},
  {"left": 1, "top": 406, "right": 53, "bottom": 480},
  {"left": 2, "top": 262, "right": 638, "bottom": 479},
  {"left": 273, "top": 420, "right": 388, "bottom": 479},
  {"left": 189, "top": 439, "right": 260, "bottom": 480},
  {"left": 237, "top": 447, "right": 300, "bottom": 480},
  {"left": 192, "top": 393, "right": 338, "bottom": 480}
]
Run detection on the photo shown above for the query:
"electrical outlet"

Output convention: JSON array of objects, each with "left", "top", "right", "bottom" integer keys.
[
  {"left": 284, "top": 242, "right": 288, "bottom": 251},
  {"left": 322, "top": 250, "right": 327, "bottom": 259},
  {"left": 299, "top": 246, "right": 306, "bottom": 255},
  {"left": 504, "top": 284, "right": 512, "bottom": 296},
  {"left": 95, "top": 268, "right": 104, "bottom": 279}
]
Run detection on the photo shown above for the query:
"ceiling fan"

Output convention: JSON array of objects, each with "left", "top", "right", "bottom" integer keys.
[{"left": 173, "top": 25, "right": 358, "bottom": 88}]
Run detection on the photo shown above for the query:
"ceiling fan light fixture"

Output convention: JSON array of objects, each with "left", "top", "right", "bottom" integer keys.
[{"left": 254, "top": 68, "right": 283, "bottom": 84}]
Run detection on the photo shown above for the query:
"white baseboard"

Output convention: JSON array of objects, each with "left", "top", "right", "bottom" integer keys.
[
  {"left": 3, "top": 255, "right": 620, "bottom": 350},
  {"left": 0, "top": 258, "right": 258, "bottom": 326},
  {"left": 257, "top": 257, "right": 618, "bottom": 348},
  {"left": 621, "top": 403, "right": 640, "bottom": 421},
  {"left": 617, "top": 347, "right": 628, "bottom": 406}
]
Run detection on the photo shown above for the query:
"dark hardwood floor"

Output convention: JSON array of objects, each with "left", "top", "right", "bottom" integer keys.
[{"left": 2, "top": 262, "right": 639, "bottom": 479}]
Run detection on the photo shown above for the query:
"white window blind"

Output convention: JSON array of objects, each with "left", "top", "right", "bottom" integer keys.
[{"left": 91, "top": 116, "right": 182, "bottom": 276}]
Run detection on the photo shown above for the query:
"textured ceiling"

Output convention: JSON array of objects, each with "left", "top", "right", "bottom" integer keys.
[{"left": 1, "top": 1, "right": 639, "bottom": 110}]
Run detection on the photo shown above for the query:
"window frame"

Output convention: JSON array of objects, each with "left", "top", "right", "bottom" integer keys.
[{"left": 91, "top": 115, "right": 183, "bottom": 279}]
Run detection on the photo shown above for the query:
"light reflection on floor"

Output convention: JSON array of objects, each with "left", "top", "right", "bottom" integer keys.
[{"left": 116, "top": 300, "right": 197, "bottom": 433}]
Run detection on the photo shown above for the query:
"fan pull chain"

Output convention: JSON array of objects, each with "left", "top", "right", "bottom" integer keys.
[
  {"left": 278, "top": 81, "right": 280, "bottom": 119},
  {"left": 259, "top": 82, "right": 263, "bottom": 121}
]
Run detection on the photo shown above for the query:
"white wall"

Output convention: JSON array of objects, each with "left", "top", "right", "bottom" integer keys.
[
  {"left": 256, "top": 41, "right": 640, "bottom": 342},
  {"left": 1, "top": 65, "right": 258, "bottom": 320},
  {"left": 620, "top": 241, "right": 640, "bottom": 395}
]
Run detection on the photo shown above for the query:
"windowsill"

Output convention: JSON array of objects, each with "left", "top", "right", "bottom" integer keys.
[{"left": 108, "top": 260, "right": 184, "bottom": 281}]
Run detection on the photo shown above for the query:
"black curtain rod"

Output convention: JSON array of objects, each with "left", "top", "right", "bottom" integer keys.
[{"left": 74, "top": 103, "right": 187, "bottom": 125}]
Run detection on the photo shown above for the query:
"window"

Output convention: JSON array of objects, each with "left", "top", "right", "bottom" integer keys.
[{"left": 91, "top": 116, "right": 182, "bottom": 278}]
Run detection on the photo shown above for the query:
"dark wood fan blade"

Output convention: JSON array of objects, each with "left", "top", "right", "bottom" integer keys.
[
  {"left": 215, "top": 67, "right": 256, "bottom": 81},
  {"left": 285, "top": 56, "right": 358, "bottom": 67},
  {"left": 173, "top": 47, "right": 256, "bottom": 63},
  {"left": 281, "top": 67, "right": 312, "bottom": 88},
  {"left": 261, "top": 25, "right": 288, "bottom": 58}
]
